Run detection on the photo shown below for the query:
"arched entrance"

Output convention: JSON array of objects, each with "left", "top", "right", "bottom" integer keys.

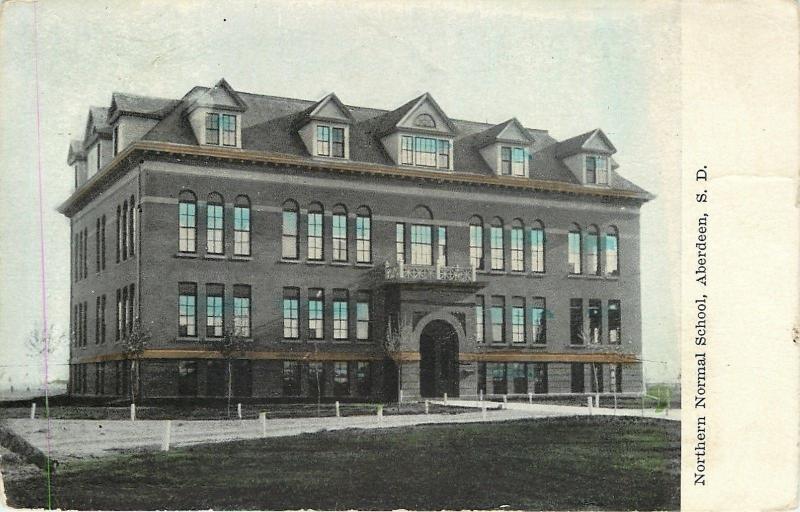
[{"left": 419, "top": 320, "right": 459, "bottom": 398}]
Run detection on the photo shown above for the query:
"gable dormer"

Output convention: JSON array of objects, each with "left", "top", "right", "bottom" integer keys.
[
  {"left": 83, "top": 107, "right": 113, "bottom": 180},
  {"left": 67, "top": 140, "right": 87, "bottom": 190},
  {"left": 380, "top": 93, "right": 457, "bottom": 170},
  {"left": 186, "top": 79, "right": 246, "bottom": 148},
  {"left": 556, "top": 129, "right": 617, "bottom": 186},
  {"left": 477, "top": 118, "right": 535, "bottom": 177},
  {"left": 297, "top": 93, "right": 354, "bottom": 160}
]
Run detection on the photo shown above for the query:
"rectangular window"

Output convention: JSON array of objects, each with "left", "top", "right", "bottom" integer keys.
[
  {"left": 307, "top": 362, "right": 325, "bottom": 398},
  {"left": 332, "top": 212, "right": 348, "bottom": 261},
  {"left": 531, "top": 297, "right": 546, "bottom": 344},
  {"left": 568, "top": 230, "right": 582, "bottom": 274},
  {"left": 178, "top": 361, "right": 198, "bottom": 396},
  {"left": 586, "top": 231, "right": 599, "bottom": 275},
  {"left": 82, "top": 302, "right": 88, "bottom": 346},
  {"left": 95, "top": 219, "right": 101, "bottom": 272},
  {"left": 510, "top": 362, "right": 527, "bottom": 394},
  {"left": 588, "top": 299, "right": 602, "bottom": 344},
  {"left": 308, "top": 289, "right": 324, "bottom": 340},
  {"left": 115, "top": 289, "right": 121, "bottom": 341},
  {"left": 614, "top": 364, "right": 623, "bottom": 392},
  {"left": 115, "top": 207, "right": 120, "bottom": 262},
  {"left": 283, "top": 288, "right": 300, "bottom": 339},
  {"left": 355, "top": 361, "right": 372, "bottom": 396},
  {"left": 395, "top": 223, "right": 405, "bottom": 263},
  {"left": 491, "top": 296, "right": 505, "bottom": 343},
  {"left": 121, "top": 206, "right": 127, "bottom": 261},
  {"left": 530, "top": 226, "right": 544, "bottom": 273},
  {"left": 597, "top": 157, "right": 608, "bottom": 184},
  {"left": 570, "top": 298, "right": 584, "bottom": 345},
  {"left": 129, "top": 200, "right": 135, "bottom": 257},
  {"left": 332, "top": 127, "right": 345, "bottom": 158},
  {"left": 179, "top": 201, "right": 197, "bottom": 253},
  {"left": 282, "top": 209, "right": 298, "bottom": 259},
  {"left": 478, "top": 363, "right": 487, "bottom": 395},
  {"left": 307, "top": 211, "right": 323, "bottom": 260},
  {"left": 101, "top": 215, "right": 107, "bottom": 269},
  {"left": 83, "top": 228, "right": 88, "bottom": 277},
  {"left": 475, "top": 296, "right": 485, "bottom": 344},
  {"left": 121, "top": 287, "right": 128, "bottom": 338},
  {"left": 234, "top": 204, "right": 250, "bottom": 256},
  {"left": 333, "top": 289, "right": 349, "bottom": 340},
  {"left": 491, "top": 363, "right": 507, "bottom": 395},
  {"left": 316, "top": 125, "right": 330, "bottom": 156},
  {"left": 100, "top": 295, "right": 106, "bottom": 344},
  {"left": 400, "top": 136, "right": 414, "bottom": 165},
  {"left": 128, "top": 283, "right": 135, "bottom": 334},
  {"left": 437, "top": 226, "right": 447, "bottom": 266},
  {"left": 511, "top": 300, "right": 525, "bottom": 344},
  {"left": 205, "top": 113, "right": 220, "bottom": 145},
  {"left": 410, "top": 224, "right": 432, "bottom": 265},
  {"left": 510, "top": 226, "right": 524, "bottom": 271},
  {"left": 571, "top": 363, "right": 585, "bottom": 393},
  {"left": 356, "top": 214, "right": 371, "bottom": 263},
  {"left": 95, "top": 297, "right": 100, "bottom": 345},
  {"left": 470, "top": 224, "right": 483, "bottom": 269},
  {"left": 414, "top": 137, "right": 437, "bottom": 167},
  {"left": 530, "top": 363, "right": 548, "bottom": 394},
  {"left": 206, "top": 202, "right": 224, "bottom": 254},
  {"left": 512, "top": 147, "right": 525, "bottom": 176},
  {"left": 96, "top": 142, "right": 101, "bottom": 171},
  {"left": 221, "top": 114, "right": 237, "bottom": 146},
  {"left": 437, "top": 139, "right": 450, "bottom": 169},
  {"left": 356, "top": 292, "right": 370, "bottom": 341},
  {"left": 333, "top": 362, "right": 350, "bottom": 396},
  {"left": 586, "top": 155, "right": 597, "bottom": 183},
  {"left": 501, "top": 147, "right": 512, "bottom": 175},
  {"left": 282, "top": 361, "right": 301, "bottom": 396},
  {"left": 233, "top": 285, "right": 251, "bottom": 337},
  {"left": 113, "top": 125, "right": 119, "bottom": 156},
  {"left": 605, "top": 231, "right": 619, "bottom": 275},
  {"left": 490, "top": 226, "right": 504, "bottom": 270},
  {"left": 608, "top": 300, "right": 621, "bottom": 344},
  {"left": 206, "top": 284, "right": 224, "bottom": 338},
  {"left": 178, "top": 283, "right": 197, "bottom": 337}
]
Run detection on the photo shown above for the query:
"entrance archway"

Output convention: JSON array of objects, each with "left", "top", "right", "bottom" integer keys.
[{"left": 419, "top": 320, "right": 459, "bottom": 398}]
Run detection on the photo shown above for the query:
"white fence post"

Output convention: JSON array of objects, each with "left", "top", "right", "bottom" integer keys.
[
  {"left": 30, "top": 403, "right": 36, "bottom": 419},
  {"left": 237, "top": 403, "right": 242, "bottom": 419},
  {"left": 481, "top": 403, "right": 487, "bottom": 420},
  {"left": 528, "top": 392, "right": 533, "bottom": 405},
  {"left": 595, "top": 394, "right": 600, "bottom": 408},
  {"left": 377, "top": 405, "right": 383, "bottom": 420},
  {"left": 399, "top": 390, "right": 403, "bottom": 404},
  {"left": 161, "top": 420, "right": 172, "bottom": 451},
  {"left": 587, "top": 396, "right": 594, "bottom": 415},
  {"left": 503, "top": 394, "right": 508, "bottom": 404},
  {"left": 424, "top": 400, "right": 429, "bottom": 414},
  {"left": 443, "top": 392, "right": 448, "bottom": 406},
  {"left": 471, "top": 265, "right": 476, "bottom": 282},
  {"left": 335, "top": 401, "right": 340, "bottom": 417},
  {"left": 130, "top": 403, "right": 136, "bottom": 422},
  {"left": 479, "top": 389, "right": 483, "bottom": 401},
  {"left": 259, "top": 411, "right": 267, "bottom": 436}
]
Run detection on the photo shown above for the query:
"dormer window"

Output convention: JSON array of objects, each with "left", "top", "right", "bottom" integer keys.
[
  {"left": 400, "top": 135, "right": 452, "bottom": 170},
  {"left": 316, "top": 125, "right": 346, "bottom": 158},
  {"left": 501, "top": 147, "right": 526, "bottom": 176},
  {"left": 205, "top": 113, "right": 237, "bottom": 147},
  {"left": 586, "top": 155, "right": 608, "bottom": 185}
]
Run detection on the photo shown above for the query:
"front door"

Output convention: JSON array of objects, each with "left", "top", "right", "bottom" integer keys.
[{"left": 419, "top": 320, "right": 459, "bottom": 398}]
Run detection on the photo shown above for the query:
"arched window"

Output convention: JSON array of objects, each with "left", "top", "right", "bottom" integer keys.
[
  {"left": 178, "top": 191, "right": 197, "bottom": 253},
  {"left": 121, "top": 200, "right": 128, "bottom": 261},
  {"left": 568, "top": 224, "right": 582, "bottom": 274},
  {"left": 234, "top": 195, "right": 251, "bottom": 256},
  {"left": 490, "top": 217, "right": 505, "bottom": 271},
  {"left": 206, "top": 192, "right": 224, "bottom": 255},
  {"left": 332, "top": 204, "right": 348, "bottom": 262},
  {"left": 128, "top": 195, "right": 136, "bottom": 257},
  {"left": 605, "top": 226, "right": 619, "bottom": 276},
  {"left": 411, "top": 204, "right": 433, "bottom": 220},
  {"left": 510, "top": 219, "right": 524, "bottom": 272},
  {"left": 307, "top": 202, "right": 324, "bottom": 261},
  {"left": 530, "top": 220, "right": 545, "bottom": 273},
  {"left": 282, "top": 200, "right": 299, "bottom": 260},
  {"left": 469, "top": 215, "right": 484, "bottom": 270},
  {"left": 586, "top": 225, "right": 600, "bottom": 275},
  {"left": 356, "top": 206, "right": 372, "bottom": 263}
]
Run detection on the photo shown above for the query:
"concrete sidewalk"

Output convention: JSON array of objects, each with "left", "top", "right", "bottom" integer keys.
[{"left": 2, "top": 402, "right": 678, "bottom": 462}]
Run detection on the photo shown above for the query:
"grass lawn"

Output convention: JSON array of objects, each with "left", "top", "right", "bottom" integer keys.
[{"left": 4, "top": 416, "right": 679, "bottom": 511}]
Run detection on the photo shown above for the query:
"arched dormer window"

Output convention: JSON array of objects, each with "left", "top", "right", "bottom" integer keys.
[
  {"left": 490, "top": 217, "right": 505, "bottom": 271},
  {"left": 206, "top": 192, "right": 224, "bottom": 255},
  {"left": 568, "top": 224, "right": 582, "bottom": 274},
  {"left": 234, "top": 195, "right": 251, "bottom": 257},
  {"left": 586, "top": 225, "right": 600, "bottom": 275},
  {"left": 307, "top": 202, "right": 324, "bottom": 261},
  {"left": 469, "top": 215, "right": 484, "bottom": 270},
  {"left": 510, "top": 219, "right": 525, "bottom": 272},
  {"left": 332, "top": 204, "right": 348, "bottom": 262},
  {"left": 282, "top": 200, "right": 299, "bottom": 260},
  {"left": 178, "top": 191, "right": 197, "bottom": 253},
  {"left": 355, "top": 206, "right": 372, "bottom": 263},
  {"left": 530, "top": 220, "right": 545, "bottom": 273},
  {"left": 605, "top": 226, "right": 619, "bottom": 276}
]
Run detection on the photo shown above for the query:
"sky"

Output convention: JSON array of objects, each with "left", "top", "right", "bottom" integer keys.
[{"left": 0, "top": 0, "right": 681, "bottom": 388}]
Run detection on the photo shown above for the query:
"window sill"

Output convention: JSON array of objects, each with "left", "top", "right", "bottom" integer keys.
[
  {"left": 175, "top": 252, "right": 198, "bottom": 259},
  {"left": 354, "top": 262, "right": 374, "bottom": 268},
  {"left": 567, "top": 274, "right": 603, "bottom": 280},
  {"left": 605, "top": 275, "right": 620, "bottom": 281},
  {"left": 305, "top": 260, "right": 326, "bottom": 265},
  {"left": 330, "top": 261, "right": 351, "bottom": 267},
  {"left": 279, "top": 258, "right": 301, "bottom": 264},
  {"left": 527, "top": 272, "right": 546, "bottom": 279},
  {"left": 204, "top": 254, "right": 226, "bottom": 260},
  {"left": 568, "top": 344, "right": 586, "bottom": 348},
  {"left": 488, "top": 270, "right": 507, "bottom": 275},
  {"left": 175, "top": 336, "right": 200, "bottom": 343},
  {"left": 231, "top": 255, "right": 252, "bottom": 262}
]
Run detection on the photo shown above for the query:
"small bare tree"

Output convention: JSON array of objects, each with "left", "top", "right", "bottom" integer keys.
[
  {"left": 121, "top": 319, "right": 151, "bottom": 403},
  {"left": 384, "top": 315, "right": 413, "bottom": 409},
  {"left": 209, "top": 328, "right": 250, "bottom": 418}
]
